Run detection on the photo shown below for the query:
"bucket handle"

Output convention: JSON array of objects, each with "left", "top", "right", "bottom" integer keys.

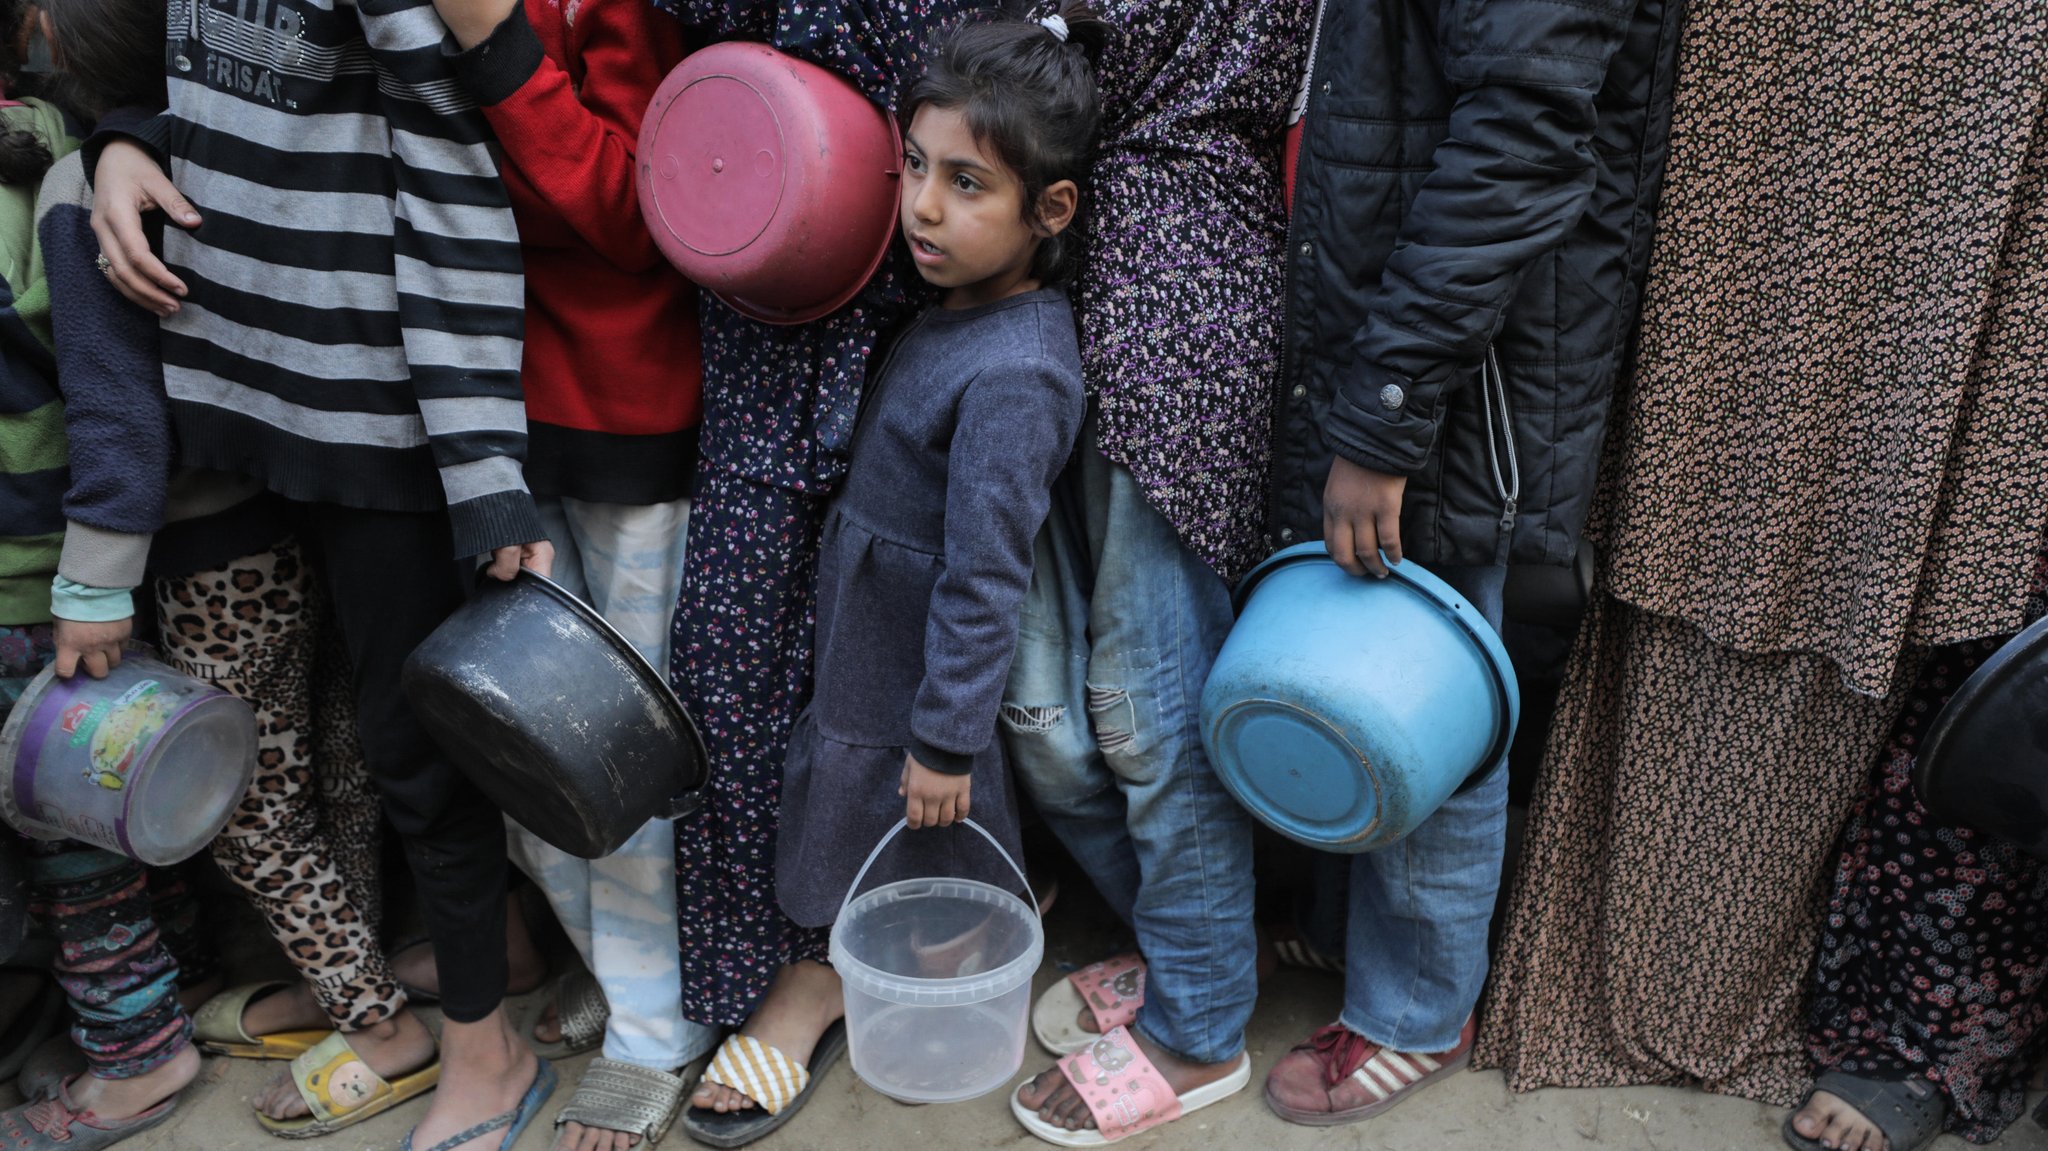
[{"left": 837, "top": 818, "right": 1039, "bottom": 927}]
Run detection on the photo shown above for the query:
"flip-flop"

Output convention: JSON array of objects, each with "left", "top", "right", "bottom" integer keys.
[
  {"left": 1033, "top": 955, "right": 1145, "bottom": 1056},
  {"left": 1011, "top": 1025, "right": 1251, "bottom": 1146},
  {"left": 681, "top": 1019, "right": 847, "bottom": 1148},
  {"left": 0, "top": 1076, "right": 176, "bottom": 1151},
  {"left": 1782, "top": 1070, "right": 1946, "bottom": 1151},
  {"left": 193, "top": 982, "right": 330, "bottom": 1060},
  {"left": 258, "top": 1031, "right": 443, "bottom": 1139},
  {"left": 403, "top": 1057, "right": 557, "bottom": 1151}
]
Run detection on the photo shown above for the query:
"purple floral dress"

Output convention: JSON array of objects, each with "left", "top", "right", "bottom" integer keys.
[
  {"left": 1808, "top": 549, "right": 2048, "bottom": 1142},
  {"left": 652, "top": 0, "right": 984, "bottom": 1027}
]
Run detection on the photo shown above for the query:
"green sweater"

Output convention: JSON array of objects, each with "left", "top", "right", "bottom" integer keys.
[{"left": 0, "top": 98, "right": 78, "bottom": 626}]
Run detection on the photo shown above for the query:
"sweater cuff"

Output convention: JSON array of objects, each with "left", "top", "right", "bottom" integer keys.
[
  {"left": 81, "top": 107, "right": 172, "bottom": 186},
  {"left": 50, "top": 577, "right": 136, "bottom": 624},
  {"left": 59, "top": 521, "right": 152, "bottom": 591},
  {"left": 445, "top": 4, "right": 546, "bottom": 106},
  {"left": 448, "top": 489, "right": 548, "bottom": 562},
  {"left": 908, "top": 736, "right": 974, "bottom": 776}
]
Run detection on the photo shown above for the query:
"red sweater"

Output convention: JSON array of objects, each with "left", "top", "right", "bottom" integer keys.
[{"left": 450, "top": 0, "right": 701, "bottom": 504}]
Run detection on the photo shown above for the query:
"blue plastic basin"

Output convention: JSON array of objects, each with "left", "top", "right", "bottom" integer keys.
[{"left": 1199, "top": 542, "right": 1519, "bottom": 853}]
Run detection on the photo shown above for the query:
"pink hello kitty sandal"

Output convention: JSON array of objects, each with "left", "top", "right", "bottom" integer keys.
[
  {"left": 1031, "top": 954, "right": 1146, "bottom": 1056},
  {"left": 1010, "top": 1025, "right": 1250, "bottom": 1147}
]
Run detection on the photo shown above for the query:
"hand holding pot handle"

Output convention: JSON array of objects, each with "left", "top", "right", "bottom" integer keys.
[
  {"left": 484, "top": 539, "right": 555, "bottom": 582},
  {"left": 1323, "top": 456, "right": 1406, "bottom": 580},
  {"left": 52, "top": 616, "right": 132, "bottom": 680}
]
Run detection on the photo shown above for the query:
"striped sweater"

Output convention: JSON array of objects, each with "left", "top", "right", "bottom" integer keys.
[{"left": 123, "top": 0, "right": 539, "bottom": 559}]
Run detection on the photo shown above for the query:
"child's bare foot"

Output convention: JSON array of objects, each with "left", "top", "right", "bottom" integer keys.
[
  {"left": 390, "top": 893, "right": 546, "bottom": 999},
  {"left": 1016, "top": 1030, "right": 1234, "bottom": 1133},
  {"left": 65, "top": 1041, "right": 201, "bottom": 1120},
  {"left": 690, "top": 961, "right": 843, "bottom": 1115},
  {"left": 251, "top": 1007, "right": 436, "bottom": 1121},
  {"left": 406, "top": 1010, "right": 541, "bottom": 1151},
  {"left": 234, "top": 981, "right": 327, "bottom": 1039},
  {"left": 1788, "top": 1090, "right": 1890, "bottom": 1151}
]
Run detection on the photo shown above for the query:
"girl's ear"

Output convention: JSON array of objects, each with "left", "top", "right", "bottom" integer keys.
[{"left": 1034, "top": 179, "right": 1079, "bottom": 237}]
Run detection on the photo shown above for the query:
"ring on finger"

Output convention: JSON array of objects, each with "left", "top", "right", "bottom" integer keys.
[{"left": 94, "top": 252, "right": 112, "bottom": 274}]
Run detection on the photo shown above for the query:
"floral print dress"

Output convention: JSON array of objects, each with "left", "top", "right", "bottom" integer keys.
[
  {"left": 1807, "top": 548, "right": 2048, "bottom": 1143},
  {"left": 650, "top": 0, "right": 983, "bottom": 1027}
]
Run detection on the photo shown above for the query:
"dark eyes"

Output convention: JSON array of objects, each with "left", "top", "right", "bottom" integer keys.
[{"left": 902, "top": 151, "right": 980, "bottom": 194}]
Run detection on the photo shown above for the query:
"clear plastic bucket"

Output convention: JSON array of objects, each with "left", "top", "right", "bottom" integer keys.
[{"left": 828, "top": 819, "right": 1043, "bottom": 1104}]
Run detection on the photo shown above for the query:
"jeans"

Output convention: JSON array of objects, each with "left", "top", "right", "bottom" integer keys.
[
  {"left": 1001, "top": 423, "right": 1258, "bottom": 1066},
  {"left": 1302, "top": 564, "right": 1510, "bottom": 1053},
  {"left": 506, "top": 496, "right": 717, "bottom": 1070}
]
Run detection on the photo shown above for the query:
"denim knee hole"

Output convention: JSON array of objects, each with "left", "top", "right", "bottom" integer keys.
[
  {"left": 1086, "top": 684, "right": 1136, "bottom": 755},
  {"left": 999, "top": 703, "right": 1067, "bottom": 735}
]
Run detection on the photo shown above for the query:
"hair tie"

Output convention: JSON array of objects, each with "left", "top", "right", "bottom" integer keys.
[{"left": 1037, "top": 13, "right": 1070, "bottom": 42}]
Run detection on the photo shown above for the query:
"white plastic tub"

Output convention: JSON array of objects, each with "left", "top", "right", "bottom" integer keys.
[{"left": 829, "top": 820, "right": 1043, "bottom": 1104}]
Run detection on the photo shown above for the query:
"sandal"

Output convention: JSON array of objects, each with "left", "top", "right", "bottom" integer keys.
[
  {"left": 557, "top": 1058, "right": 690, "bottom": 1145},
  {"left": 1032, "top": 955, "right": 1145, "bottom": 1056},
  {"left": 1009, "top": 1025, "right": 1250, "bottom": 1146},
  {"left": 402, "top": 1057, "right": 556, "bottom": 1151},
  {"left": 257, "top": 1031, "right": 442, "bottom": 1139},
  {"left": 1264, "top": 924, "right": 1345, "bottom": 975},
  {"left": 192, "top": 982, "right": 330, "bottom": 1060},
  {"left": 534, "top": 968, "right": 609, "bottom": 1058},
  {"left": 1783, "top": 1070, "right": 1947, "bottom": 1151},
  {"left": 0, "top": 1077, "right": 176, "bottom": 1151},
  {"left": 681, "top": 1019, "right": 847, "bottom": 1148}
]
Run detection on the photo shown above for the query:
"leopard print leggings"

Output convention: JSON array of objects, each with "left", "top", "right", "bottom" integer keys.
[{"left": 155, "top": 538, "right": 403, "bottom": 1031}]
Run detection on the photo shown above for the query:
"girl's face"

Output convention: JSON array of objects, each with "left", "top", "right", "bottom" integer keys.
[{"left": 900, "top": 104, "right": 1075, "bottom": 310}]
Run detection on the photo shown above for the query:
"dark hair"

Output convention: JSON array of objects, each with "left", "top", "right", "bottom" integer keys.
[
  {"left": 0, "top": 0, "right": 52, "bottom": 185},
  {"left": 902, "top": 1, "right": 1109, "bottom": 285},
  {"left": 43, "top": 0, "right": 169, "bottom": 123}
]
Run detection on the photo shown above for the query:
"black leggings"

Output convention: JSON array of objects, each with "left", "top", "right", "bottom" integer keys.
[{"left": 305, "top": 503, "right": 508, "bottom": 1023}]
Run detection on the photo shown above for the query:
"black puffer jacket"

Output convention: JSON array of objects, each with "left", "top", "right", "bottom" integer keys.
[{"left": 1268, "top": 0, "right": 1685, "bottom": 568}]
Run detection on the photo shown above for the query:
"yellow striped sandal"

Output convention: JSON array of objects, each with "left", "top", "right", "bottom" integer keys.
[{"left": 679, "top": 1021, "right": 847, "bottom": 1149}]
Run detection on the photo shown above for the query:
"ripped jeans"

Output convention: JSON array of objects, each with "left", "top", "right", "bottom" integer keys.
[{"left": 1001, "top": 421, "right": 1257, "bottom": 1066}]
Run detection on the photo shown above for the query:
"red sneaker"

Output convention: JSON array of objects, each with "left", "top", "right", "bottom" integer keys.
[{"left": 1263, "top": 1015, "right": 1475, "bottom": 1127}]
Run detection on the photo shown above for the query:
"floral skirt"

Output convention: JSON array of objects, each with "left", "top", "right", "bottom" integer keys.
[{"left": 1807, "top": 551, "right": 2048, "bottom": 1143}]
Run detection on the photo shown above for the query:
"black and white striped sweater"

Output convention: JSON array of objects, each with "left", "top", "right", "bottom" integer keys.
[{"left": 123, "top": 0, "right": 539, "bottom": 559}]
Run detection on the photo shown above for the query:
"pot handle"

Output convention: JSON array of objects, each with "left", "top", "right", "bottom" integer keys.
[{"left": 836, "top": 817, "right": 1039, "bottom": 926}]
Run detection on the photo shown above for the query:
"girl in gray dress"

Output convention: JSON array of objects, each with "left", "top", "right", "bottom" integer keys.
[{"left": 774, "top": 4, "right": 1107, "bottom": 929}]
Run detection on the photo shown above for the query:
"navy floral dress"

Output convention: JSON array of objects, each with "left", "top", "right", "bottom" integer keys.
[
  {"left": 652, "top": 0, "right": 986, "bottom": 1026},
  {"left": 1808, "top": 549, "right": 2048, "bottom": 1142}
]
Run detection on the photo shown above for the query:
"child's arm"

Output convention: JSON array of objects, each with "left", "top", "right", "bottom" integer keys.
[
  {"left": 908, "top": 357, "right": 1086, "bottom": 818},
  {"left": 357, "top": 0, "right": 546, "bottom": 566},
  {"left": 40, "top": 162, "right": 167, "bottom": 678},
  {"left": 442, "top": 0, "right": 689, "bottom": 273}
]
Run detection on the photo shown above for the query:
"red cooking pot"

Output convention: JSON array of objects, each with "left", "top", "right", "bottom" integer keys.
[{"left": 638, "top": 42, "right": 903, "bottom": 326}]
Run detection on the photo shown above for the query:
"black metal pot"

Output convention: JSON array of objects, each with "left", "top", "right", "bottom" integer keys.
[
  {"left": 1914, "top": 614, "right": 2048, "bottom": 860},
  {"left": 402, "top": 569, "right": 708, "bottom": 860}
]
